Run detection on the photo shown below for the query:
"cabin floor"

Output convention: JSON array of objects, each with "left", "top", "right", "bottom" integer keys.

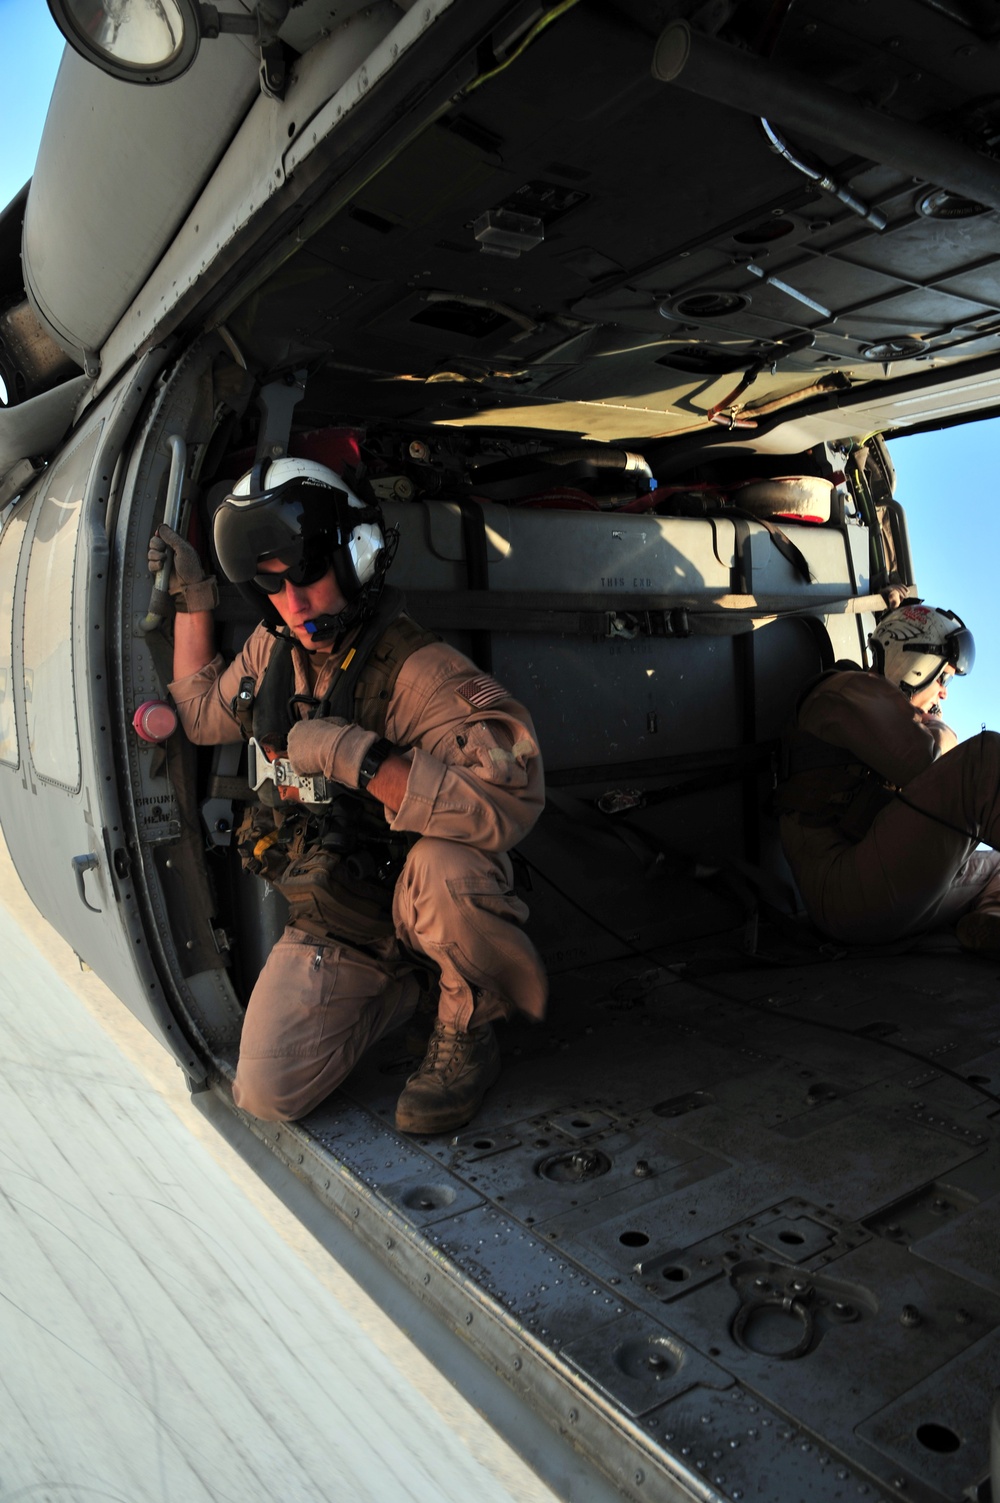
[{"left": 240, "top": 915, "right": 1000, "bottom": 1503}]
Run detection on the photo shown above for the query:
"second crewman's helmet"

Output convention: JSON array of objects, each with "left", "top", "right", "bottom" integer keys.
[
  {"left": 869, "top": 603, "right": 975, "bottom": 697},
  {"left": 213, "top": 457, "right": 396, "bottom": 642}
]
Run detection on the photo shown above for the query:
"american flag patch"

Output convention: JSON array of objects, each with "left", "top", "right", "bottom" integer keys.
[{"left": 456, "top": 675, "right": 510, "bottom": 710}]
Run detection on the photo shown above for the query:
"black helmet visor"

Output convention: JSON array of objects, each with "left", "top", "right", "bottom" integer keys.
[
  {"left": 944, "top": 626, "right": 975, "bottom": 676},
  {"left": 253, "top": 539, "right": 331, "bottom": 595},
  {"left": 213, "top": 477, "right": 352, "bottom": 584}
]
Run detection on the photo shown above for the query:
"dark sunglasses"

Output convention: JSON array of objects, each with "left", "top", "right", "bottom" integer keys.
[{"left": 253, "top": 550, "right": 330, "bottom": 595}]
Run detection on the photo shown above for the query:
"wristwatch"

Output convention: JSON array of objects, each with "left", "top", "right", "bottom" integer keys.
[{"left": 357, "top": 737, "right": 397, "bottom": 792}]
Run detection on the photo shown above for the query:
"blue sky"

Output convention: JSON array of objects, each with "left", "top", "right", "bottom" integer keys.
[
  {"left": 1, "top": 1, "right": 996, "bottom": 744},
  {"left": 887, "top": 422, "right": 1000, "bottom": 745},
  {"left": 0, "top": 1, "right": 64, "bottom": 207}
]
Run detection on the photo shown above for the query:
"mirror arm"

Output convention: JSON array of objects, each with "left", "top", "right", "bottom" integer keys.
[
  {"left": 199, "top": 2, "right": 291, "bottom": 98},
  {"left": 198, "top": 5, "right": 257, "bottom": 38}
]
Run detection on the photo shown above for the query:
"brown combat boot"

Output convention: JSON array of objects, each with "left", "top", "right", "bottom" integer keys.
[
  {"left": 395, "top": 1021, "right": 501, "bottom": 1135},
  {"left": 956, "top": 905, "right": 1000, "bottom": 953}
]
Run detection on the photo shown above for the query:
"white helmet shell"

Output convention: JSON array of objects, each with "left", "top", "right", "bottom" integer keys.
[
  {"left": 869, "top": 604, "right": 974, "bottom": 697},
  {"left": 231, "top": 456, "right": 331, "bottom": 494},
  {"left": 222, "top": 456, "right": 384, "bottom": 591}
]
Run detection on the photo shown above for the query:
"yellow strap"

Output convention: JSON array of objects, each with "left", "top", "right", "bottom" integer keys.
[{"left": 253, "top": 829, "right": 281, "bottom": 861}]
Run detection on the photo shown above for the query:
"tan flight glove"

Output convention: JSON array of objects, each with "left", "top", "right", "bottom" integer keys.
[
  {"left": 147, "top": 524, "right": 219, "bottom": 613},
  {"left": 286, "top": 718, "right": 380, "bottom": 790}
]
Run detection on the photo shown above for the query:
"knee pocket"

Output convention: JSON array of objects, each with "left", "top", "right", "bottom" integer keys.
[
  {"left": 444, "top": 871, "right": 528, "bottom": 925},
  {"left": 399, "top": 841, "right": 514, "bottom": 901}
]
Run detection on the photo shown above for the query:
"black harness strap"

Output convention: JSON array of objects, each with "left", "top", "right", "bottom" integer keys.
[
  {"left": 252, "top": 635, "right": 298, "bottom": 746},
  {"left": 311, "top": 587, "right": 407, "bottom": 723},
  {"left": 458, "top": 499, "right": 493, "bottom": 673},
  {"left": 233, "top": 587, "right": 410, "bottom": 749},
  {"left": 784, "top": 731, "right": 866, "bottom": 776},
  {"left": 729, "top": 507, "right": 814, "bottom": 584}
]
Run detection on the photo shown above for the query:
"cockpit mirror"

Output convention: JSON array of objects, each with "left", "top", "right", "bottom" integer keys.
[
  {"left": 46, "top": 0, "right": 288, "bottom": 92},
  {"left": 46, "top": 0, "right": 203, "bottom": 83}
]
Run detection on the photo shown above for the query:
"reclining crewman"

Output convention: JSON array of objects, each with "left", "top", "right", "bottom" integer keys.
[
  {"left": 149, "top": 457, "right": 547, "bottom": 1133},
  {"left": 776, "top": 602, "right": 1000, "bottom": 950}
]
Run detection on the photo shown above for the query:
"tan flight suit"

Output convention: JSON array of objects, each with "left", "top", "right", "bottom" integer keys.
[
  {"left": 778, "top": 670, "right": 1000, "bottom": 944},
  {"left": 171, "top": 625, "right": 547, "bottom": 1121}
]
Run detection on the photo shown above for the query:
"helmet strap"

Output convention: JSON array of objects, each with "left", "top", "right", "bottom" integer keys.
[
  {"left": 907, "top": 660, "right": 947, "bottom": 698},
  {"left": 248, "top": 458, "right": 270, "bottom": 496},
  {"left": 330, "top": 543, "right": 361, "bottom": 603},
  {"left": 307, "top": 524, "right": 399, "bottom": 645}
]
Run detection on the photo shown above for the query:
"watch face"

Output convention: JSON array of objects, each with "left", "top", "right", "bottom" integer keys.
[{"left": 360, "top": 738, "right": 393, "bottom": 788}]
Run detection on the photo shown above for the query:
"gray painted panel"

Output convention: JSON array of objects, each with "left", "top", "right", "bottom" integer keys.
[
  {"left": 23, "top": 45, "right": 258, "bottom": 361},
  {"left": 0, "top": 375, "right": 92, "bottom": 489}
]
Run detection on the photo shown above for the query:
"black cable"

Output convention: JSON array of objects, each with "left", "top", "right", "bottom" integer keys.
[
  {"left": 520, "top": 847, "right": 1000, "bottom": 1111},
  {"left": 891, "top": 786, "right": 989, "bottom": 848},
  {"left": 664, "top": 961, "right": 1000, "bottom": 1111}
]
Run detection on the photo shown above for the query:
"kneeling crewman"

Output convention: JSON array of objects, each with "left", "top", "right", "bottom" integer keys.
[
  {"left": 776, "top": 602, "right": 1000, "bottom": 950},
  {"left": 150, "top": 457, "right": 547, "bottom": 1133}
]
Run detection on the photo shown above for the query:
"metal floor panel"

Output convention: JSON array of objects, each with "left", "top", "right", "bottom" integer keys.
[{"left": 221, "top": 928, "right": 1000, "bottom": 1503}]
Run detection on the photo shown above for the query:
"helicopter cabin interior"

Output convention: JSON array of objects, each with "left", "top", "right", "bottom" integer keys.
[{"left": 3, "top": 1, "right": 1000, "bottom": 1498}]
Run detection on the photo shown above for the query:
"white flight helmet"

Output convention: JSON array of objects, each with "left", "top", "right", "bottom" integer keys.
[
  {"left": 869, "top": 603, "right": 975, "bottom": 697},
  {"left": 214, "top": 457, "right": 393, "bottom": 641}
]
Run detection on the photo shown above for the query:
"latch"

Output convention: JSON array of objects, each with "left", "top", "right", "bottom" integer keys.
[
  {"left": 71, "top": 853, "right": 101, "bottom": 913},
  {"left": 606, "top": 608, "right": 692, "bottom": 640},
  {"left": 248, "top": 737, "right": 336, "bottom": 805}
]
